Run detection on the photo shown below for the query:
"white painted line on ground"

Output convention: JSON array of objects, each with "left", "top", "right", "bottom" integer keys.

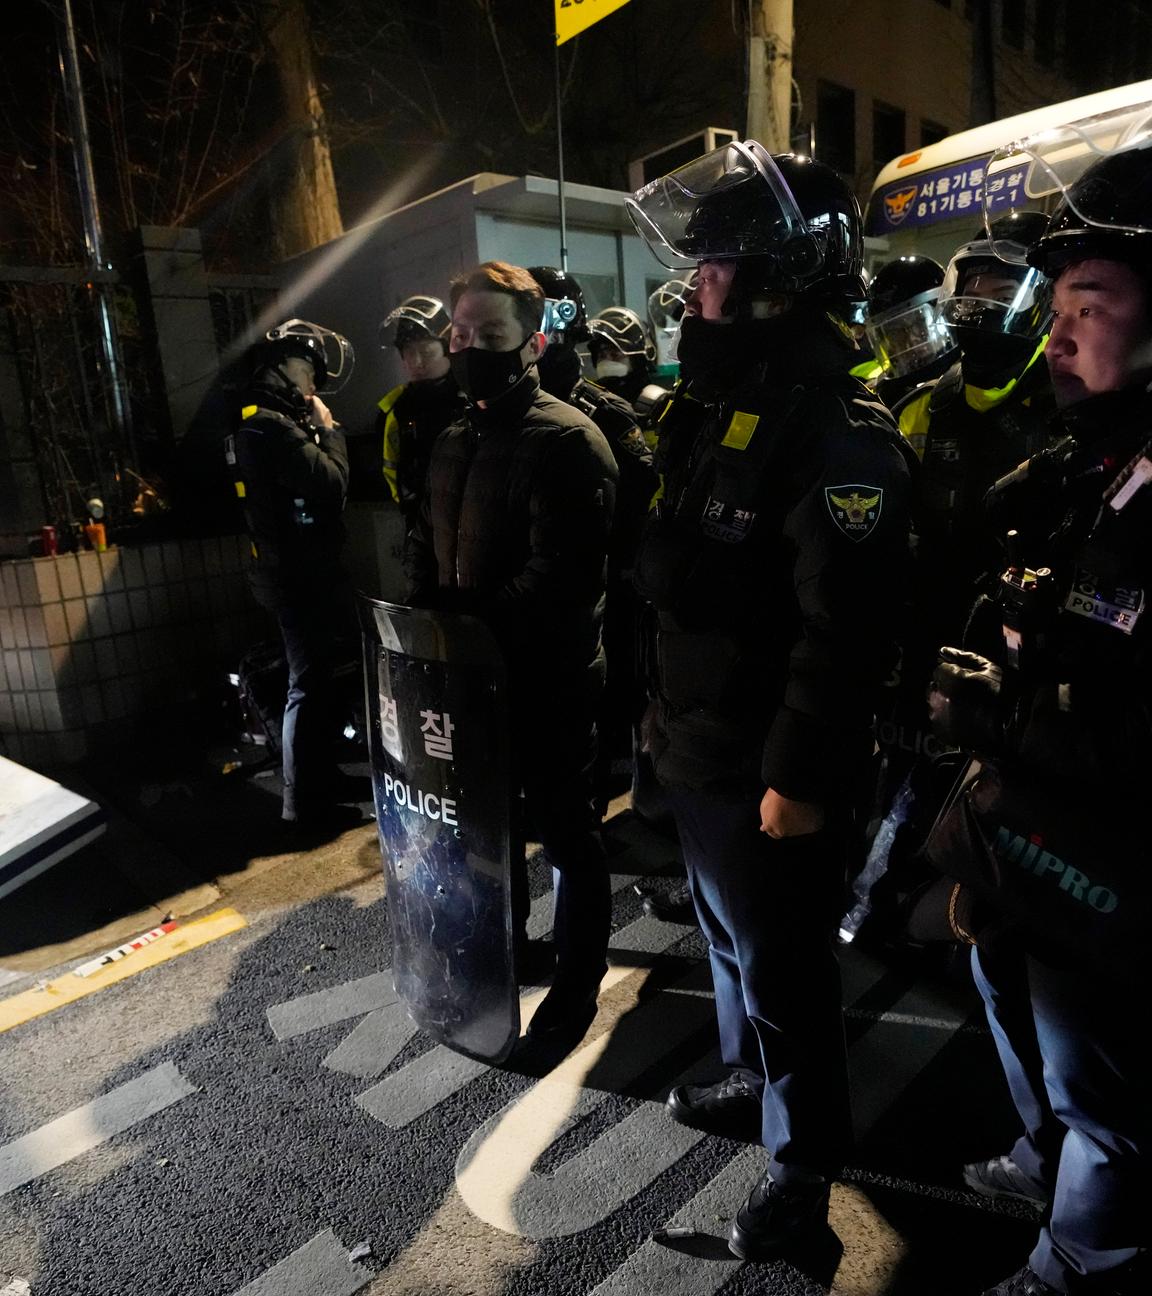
[
  {"left": 454, "top": 974, "right": 717, "bottom": 1238},
  {"left": 844, "top": 1006, "right": 971, "bottom": 1032},
  {"left": 266, "top": 973, "right": 397, "bottom": 1042},
  {"left": 0, "top": 1062, "right": 198, "bottom": 1196},
  {"left": 322, "top": 1003, "right": 419, "bottom": 1080},
  {"left": 588, "top": 1146, "right": 759, "bottom": 1294},
  {"left": 850, "top": 979, "right": 974, "bottom": 1140},
  {"left": 356, "top": 1046, "right": 489, "bottom": 1129},
  {"left": 229, "top": 1228, "right": 372, "bottom": 1296},
  {"left": 355, "top": 910, "right": 699, "bottom": 1131}
]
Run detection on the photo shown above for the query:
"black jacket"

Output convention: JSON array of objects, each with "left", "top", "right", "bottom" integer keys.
[
  {"left": 229, "top": 376, "right": 349, "bottom": 590},
  {"left": 635, "top": 322, "right": 912, "bottom": 801},
  {"left": 551, "top": 372, "right": 658, "bottom": 571},
  {"left": 928, "top": 389, "right": 1152, "bottom": 969},
  {"left": 404, "top": 370, "right": 618, "bottom": 679}
]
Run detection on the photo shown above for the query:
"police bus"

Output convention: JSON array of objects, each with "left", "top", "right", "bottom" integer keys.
[{"left": 865, "top": 78, "right": 1152, "bottom": 270}]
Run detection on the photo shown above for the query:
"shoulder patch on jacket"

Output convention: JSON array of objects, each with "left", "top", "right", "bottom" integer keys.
[
  {"left": 826, "top": 485, "right": 884, "bottom": 541},
  {"left": 720, "top": 410, "right": 759, "bottom": 450}
]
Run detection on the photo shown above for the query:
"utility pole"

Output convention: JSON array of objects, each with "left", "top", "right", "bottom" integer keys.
[
  {"left": 56, "top": 0, "right": 137, "bottom": 495},
  {"left": 745, "top": 0, "right": 794, "bottom": 152}
]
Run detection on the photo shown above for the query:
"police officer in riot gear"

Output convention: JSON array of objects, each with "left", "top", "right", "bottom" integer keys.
[
  {"left": 927, "top": 134, "right": 1152, "bottom": 1296},
  {"left": 647, "top": 276, "right": 693, "bottom": 380},
  {"left": 377, "top": 295, "right": 465, "bottom": 521},
  {"left": 865, "top": 255, "right": 957, "bottom": 409},
  {"left": 587, "top": 305, "right": 662, "bottom": 411},
  {"left": 229, "top": 320, "right": 365, "bottom": 832},
  {"left": 843, "top": 218, "right": 1059, "bottom": 949},
  {"left": 627, "top": 142, "right": 911, "bottom": 1258},
  {"left": 527, "top": 268, "right": 657, "bottom": 817}
]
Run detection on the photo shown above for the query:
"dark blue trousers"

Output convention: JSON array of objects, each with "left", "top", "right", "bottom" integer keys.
[
  {"left": 973, "top": 946, "right": 1150, "bottom": 1293},
  {"left": 670, "top": 787, "right": 852, "bottom": 1183}
]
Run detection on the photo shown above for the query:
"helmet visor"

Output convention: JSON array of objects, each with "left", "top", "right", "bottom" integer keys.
[
  {"left": 647, "top": 278, "right": 693, "bottom": 330},
  {"left": 587, "top": 309, "right": 649, "bottom": 357},
  {"left": 865, "top": 295, "right": 952, "bottom": 378},
  {"left": 938, "top": 245, "right": 1052, "bottom": 339},
  {"left": 626, "top": 140, "right": 818, "bottom": 271},
  {"left": 983, "top": 98, "right": 1152, "bottom": 262},
  {"left": 266, "top": 318, "right": 355, "bottom": 392},
  {"left": 379, "top": 297, "right": 448, "bottom": 350}
]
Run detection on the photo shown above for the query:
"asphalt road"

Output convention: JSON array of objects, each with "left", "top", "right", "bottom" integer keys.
[{"left": 0, "top": 811, "right": 1043, "bottom": 1296}]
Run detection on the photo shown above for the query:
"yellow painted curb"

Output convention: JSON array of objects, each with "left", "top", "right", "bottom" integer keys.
[{"left": 0, "top": 908, "right": 248, "bottom": 1035}]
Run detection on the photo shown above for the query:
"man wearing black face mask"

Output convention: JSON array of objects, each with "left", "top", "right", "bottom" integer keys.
[
  {"left": 404, "top": 260, "right": 618, "bottom": 1046},
  {"left": 627, "top": 143, "right": 911, "bottom": 1257}
]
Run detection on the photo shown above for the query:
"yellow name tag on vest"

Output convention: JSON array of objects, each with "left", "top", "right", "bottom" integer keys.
[
  {"left": 720, "top": 411, "right": 759, "bottom": 450},
  {"left": 241, "top": 404, "right": 258, "bottom": 419},
  {"left": 234, "top": 481, "right": 246, "bottom": 498}
]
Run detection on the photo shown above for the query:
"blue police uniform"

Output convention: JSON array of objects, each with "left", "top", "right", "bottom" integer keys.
[{"left": 636, "top": 316, "right": 912, "bottom": 1182}]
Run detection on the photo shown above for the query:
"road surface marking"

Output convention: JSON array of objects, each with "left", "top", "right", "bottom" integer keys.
[
  {"left": 0, "top": 909, "right": 247, "bottom": 1035},
  {"left": 230, "top": 1228, "right": 372, "bottom": 1296},
  {"left": 0, "top": 1062, "right": 197, "bottom": 1195},
  {"left": 588, "top": 1146, "right": 758, "bottom": 1294},
  {"left": 266, "top": 972, "right": 397, "bottom": 1042},
  {"left": 323, "top": 1004, "right": 418, "bottom": 1080},
  {"left": 454, "top": 969, "right": 716, "bottom": 1237}
]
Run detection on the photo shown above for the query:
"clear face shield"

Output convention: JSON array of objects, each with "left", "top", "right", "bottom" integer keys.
[
  {"left": 266, "top": 319, "right": 355, "bottom": 393},
  {"left": 587, "top": 310, "right": 650, "bottom": 358},
  {"left": 865, "top": 290, "right": 954, "bottom": 377},
  {"left": 982, "top": 98, "right": 1152, "bottom": 263},
  {"left": 647, "top": 278, "right": 692, "bottom": 366},
  {"left": 937, "top": 247, "right": 1053, "bottom": 339},
  {"left": 626, "top": 140, "right": 821, "bottom": 274},
  {"left": 378, "top": 297, "right": 449, "bottom": 351}
]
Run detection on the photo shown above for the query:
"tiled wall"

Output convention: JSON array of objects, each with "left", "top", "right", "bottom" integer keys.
[{"left": 0, "top": 535, "right": 270, "bottom": 767}]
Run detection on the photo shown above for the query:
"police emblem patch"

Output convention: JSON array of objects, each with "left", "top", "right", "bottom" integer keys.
[{"left": 826, "top": 485, "right": 883, "bottom": 540}]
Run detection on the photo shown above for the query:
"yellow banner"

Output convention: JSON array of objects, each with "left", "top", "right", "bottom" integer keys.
[{"left": 555, "top": 0, "right": 631, "bottom": 45}]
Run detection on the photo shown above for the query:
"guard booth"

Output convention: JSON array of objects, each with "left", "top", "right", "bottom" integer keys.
[{"left": 273, "top": 173, "right": 673, "bottom": 601}]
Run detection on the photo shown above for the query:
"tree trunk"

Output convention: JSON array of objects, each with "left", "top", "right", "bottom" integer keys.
[{"left": 264, "top": 0, "right": 343, "bottom": 259}]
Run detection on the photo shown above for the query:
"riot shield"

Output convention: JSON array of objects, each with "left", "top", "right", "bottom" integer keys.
[{"left": 358, "top": 597, "right": 517, "bottom": 1064}]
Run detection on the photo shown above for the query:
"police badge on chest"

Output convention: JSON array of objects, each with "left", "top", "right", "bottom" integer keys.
[
  {"left": 700, "top": 495, "right": 757, "bottom": 543},
  {"left": 1064, "top": 570, "right": 1145, "bottom": 635}
]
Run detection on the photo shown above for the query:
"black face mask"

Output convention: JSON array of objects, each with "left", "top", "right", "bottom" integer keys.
[
  {"left": 676, "top": 314, "right": 787, "bottom": 392},
  {"left": 954, "top": 327, "right": 1038, "bottom": 388},
  {"left": 449, "top": 338, "right": 534, "bottom": 403}
]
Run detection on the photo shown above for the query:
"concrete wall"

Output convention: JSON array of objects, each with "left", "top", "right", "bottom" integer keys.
[{"left": 0, "top": 537, "right": 270, "bottom": 767}]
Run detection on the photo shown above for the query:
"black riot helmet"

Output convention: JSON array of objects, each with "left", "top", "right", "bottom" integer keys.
[
  {"left": 527, "top": 266, "right": 590, "bottom": 342},
  {"left": 865, "top": 256, "right": 955, "bottom": 378},
  {"left": 938, "top": 213, "right": 1053, "bottom": 346},
  {"left": 1027, "top": 143, "right": 1152, "bottom": 276},
  {"left": 869, "top": 255, "right": 945, "bottom": 316},
  {"left": 378, "top": 295, "right": 451, "bottom": 353},
  {"left": 588, "top": 306, "right": 656, "bottom": 362},
  {"left": 262, "top": 319, "right": 355, "bottom": 393},
  {"left": 978, "top": 98, "right": 1152, "bottom": 274},
  {"left": 626, "top": 141, "right": 866, "bottom": 315}
]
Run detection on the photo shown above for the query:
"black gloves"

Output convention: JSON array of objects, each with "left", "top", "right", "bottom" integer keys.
[{"left": 928, "top": 647, "right": 1005, "bottom": 757}]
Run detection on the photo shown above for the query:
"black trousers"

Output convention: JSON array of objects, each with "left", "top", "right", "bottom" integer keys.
[
  {"left": 250, "top": 570, "right": 347, "bottom": 820},
  {"left": 509, "top": 664, "right": 611, "bottom": 992}
]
